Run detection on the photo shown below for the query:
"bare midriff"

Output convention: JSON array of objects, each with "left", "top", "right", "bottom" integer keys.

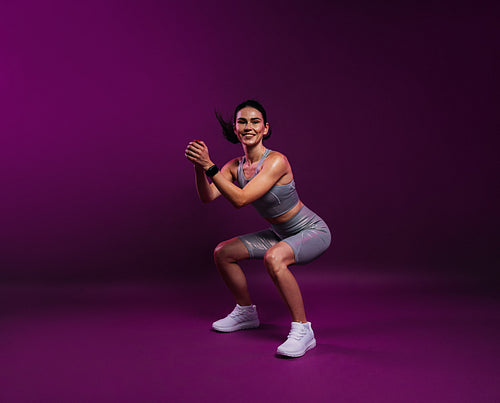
[{"left": 265, "top": 200, "right": 304, "bottom": 225}]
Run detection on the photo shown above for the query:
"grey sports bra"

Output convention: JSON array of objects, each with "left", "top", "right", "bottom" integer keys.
[{"left": 236, "top": 149, "right": 300, "bottom": 218}]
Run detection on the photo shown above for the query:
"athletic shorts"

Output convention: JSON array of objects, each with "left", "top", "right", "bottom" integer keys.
[{"left": 238, "top": 205, "right": 331, "bottom": 265}]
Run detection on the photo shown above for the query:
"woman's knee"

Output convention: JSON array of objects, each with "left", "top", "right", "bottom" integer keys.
[
  {"left": 264, "top": 245, "right": 293, "bottom": 274},
  {"left": 264, "top": 249, "right": 279, "bottom": 268},
  {"left": 214, "top": 238, "right": 249, "bottom": 264},
  {"left": 214, "top": 241, "right": 230, "bottom": 264}
]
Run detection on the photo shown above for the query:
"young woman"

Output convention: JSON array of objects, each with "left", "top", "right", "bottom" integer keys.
[{"left": 185, "top": 100, "right": 331, "bottom": 357}]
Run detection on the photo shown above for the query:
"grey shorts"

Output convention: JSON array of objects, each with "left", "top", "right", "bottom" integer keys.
[{"left": 238, "top": 206, "right": 331, "bottom": 265}]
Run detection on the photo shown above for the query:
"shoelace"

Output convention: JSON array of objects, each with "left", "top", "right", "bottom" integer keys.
[
  {"left": 229, "top": 308, "right": 253, "bottom": 320},
  {"left": 287, "top": 326, "right": 308, "bottom": 340}
]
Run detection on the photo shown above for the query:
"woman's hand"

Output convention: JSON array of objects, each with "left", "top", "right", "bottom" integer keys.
[{"left": 185, "top": 140, "right": 214, "bottom": 170}]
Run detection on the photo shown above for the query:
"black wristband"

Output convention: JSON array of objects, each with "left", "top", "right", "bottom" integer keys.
[{"left": 205, "top": 164, "right": 219, "bottom": 177}]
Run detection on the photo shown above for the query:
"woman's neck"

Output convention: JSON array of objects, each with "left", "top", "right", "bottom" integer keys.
[{"left": 243, "top": 144, "right": 266, "bottom": 164}]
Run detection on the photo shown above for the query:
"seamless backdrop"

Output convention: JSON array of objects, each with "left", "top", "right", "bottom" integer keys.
[{"left": 1, "top": 0, "right": 498, "bottom": 282}]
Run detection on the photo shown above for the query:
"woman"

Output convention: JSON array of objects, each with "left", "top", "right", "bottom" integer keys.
[{"left": 185, "top": 100, "right": 331, "bottom": 358}]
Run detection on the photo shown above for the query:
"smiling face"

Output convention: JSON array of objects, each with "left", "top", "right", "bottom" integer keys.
[{"left": 234, "top": 107, "right": 269, "bottom": 146}]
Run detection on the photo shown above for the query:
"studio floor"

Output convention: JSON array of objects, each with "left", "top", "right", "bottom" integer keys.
[{"left": 1, "top": 265, "right": 499, "bottom": 402}]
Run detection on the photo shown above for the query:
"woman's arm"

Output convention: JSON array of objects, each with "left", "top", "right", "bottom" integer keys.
[
  {"left": 211, "top": 155, "right": 287, "bottom": 208},
  {"left": 192, "top": 161, "right": 235, "bottom": 203},
  {"left": 193, "top": 164, "right": 219, "bottom": 203},
  {"left": 186, "top": 140, "right": 235, "bottom": 203},
  {"left": 186, "top": 140, "right": 288, "bottom": 209}
]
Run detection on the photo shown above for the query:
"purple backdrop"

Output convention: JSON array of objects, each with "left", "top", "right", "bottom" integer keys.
[{"left": 1, "top": 1, "right": 498, "bottom": 282}]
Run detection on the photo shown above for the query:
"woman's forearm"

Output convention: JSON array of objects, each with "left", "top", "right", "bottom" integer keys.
[
  {"left": 186, "top": 140, "right": 246, "bottom": 205},
  {"left": 195, "top": 165, "right": 218, "bottom": 203},
  {"left": 210, "top": 171, "right": 246, "bottom": 208}
]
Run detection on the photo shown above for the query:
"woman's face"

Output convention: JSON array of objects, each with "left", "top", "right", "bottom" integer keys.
[{"left": 234, "top": 107, "right": 269, "bottom": 146}]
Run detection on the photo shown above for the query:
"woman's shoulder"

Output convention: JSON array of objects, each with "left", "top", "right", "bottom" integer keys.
[
  {"left": 222, "top": 157, "right": 242, "bottom": 177},
  {"left": 217, "top": 157, "right": 240, "bottom": 182},
  {"left": 266, "top": 150, "right": 290, "bottom": 166},
  {"left": 223, "top": 156, "right": 242, "bottom": 167},
  {"left": 261, "top": 150, "right": 291, "bottom": 178}
]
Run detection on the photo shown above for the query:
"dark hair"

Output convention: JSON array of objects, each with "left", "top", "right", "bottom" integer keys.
[{"left": 215, "top": 99, "right": 272, "bottom": 144}]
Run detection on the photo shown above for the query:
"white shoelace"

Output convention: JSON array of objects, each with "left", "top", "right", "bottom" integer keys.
[
  {"left": 230, "top": 307, "right": 253, "bottom": 320},
  {"left": 287, "top": 326, "right": 308, "bottom": 340}
]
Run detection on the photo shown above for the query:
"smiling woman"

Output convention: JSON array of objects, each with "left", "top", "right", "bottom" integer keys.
[
  {"left": 215, "top": 99, "right": 272, "bottom": 144},
  {"left": 185, "top": 99, "right": 331, "bottom": 358}
]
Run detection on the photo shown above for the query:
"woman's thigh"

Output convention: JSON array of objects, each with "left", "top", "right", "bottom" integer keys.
[
  {"left": 214, "top": 237, "right": 251, "bottom": 262},
  {"left": 238, "top": 229, "right": 281, "bottom": 259},
  {"left": 282, "top": 226, "right": 331, "bottom": 265}
]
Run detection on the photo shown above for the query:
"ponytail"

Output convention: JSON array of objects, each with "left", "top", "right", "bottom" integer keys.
[{"left": 215, "top": 110, "right": 239, "bottom": 144}]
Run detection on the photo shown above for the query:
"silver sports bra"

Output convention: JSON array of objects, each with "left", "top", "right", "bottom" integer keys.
[{"left": 236, "top": 149, "right": 300, "bottom": 218}]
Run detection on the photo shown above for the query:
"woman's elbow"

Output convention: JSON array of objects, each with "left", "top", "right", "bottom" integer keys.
[
  {"left": 199, "top": 194, "right": 216, "bottom": 204},
  {"left": 198, "top": 190, "right": 219, "bottom": 204},
  {"left": 232, "top": 197, "right": 250, "bottom": 209}
]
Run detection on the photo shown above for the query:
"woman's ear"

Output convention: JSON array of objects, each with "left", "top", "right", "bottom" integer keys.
[{"left": 264, "top": 122, "right": 270, "bottom": 135}]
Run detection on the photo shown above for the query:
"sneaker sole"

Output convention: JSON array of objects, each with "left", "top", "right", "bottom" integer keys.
[
  {"left": 276, "top": 338, "right": 316, "bottom": 358},
  {"left": 212, "top": 319, "right": 260, "bottom": 333}
]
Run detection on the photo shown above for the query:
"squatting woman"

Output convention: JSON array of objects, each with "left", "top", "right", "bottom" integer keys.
[{"left": 185, "top": 100, "right": 331, "bottom": 357}]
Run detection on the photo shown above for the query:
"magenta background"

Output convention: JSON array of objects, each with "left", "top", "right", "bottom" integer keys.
[
  {"left": 1, "top": 3, "right": 499, "bottom": 402},
  {"left": 1, "top": 1, "right": 498, "bottom": 282}
]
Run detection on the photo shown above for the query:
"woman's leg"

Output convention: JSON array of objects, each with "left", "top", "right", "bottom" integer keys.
[
  {"left": 264, "top": 242, "right": 307, "bottom": 323},
  {"left": 213, "top": 237, "right": 252, "bottom": 306}
]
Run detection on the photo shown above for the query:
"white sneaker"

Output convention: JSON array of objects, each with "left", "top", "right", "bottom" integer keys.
[
  {"left": 276, "top": 322, "right": 316, "bottom": 357},
  {"left": 212, "top": 304, "right": 260, "bottom": 332}
]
